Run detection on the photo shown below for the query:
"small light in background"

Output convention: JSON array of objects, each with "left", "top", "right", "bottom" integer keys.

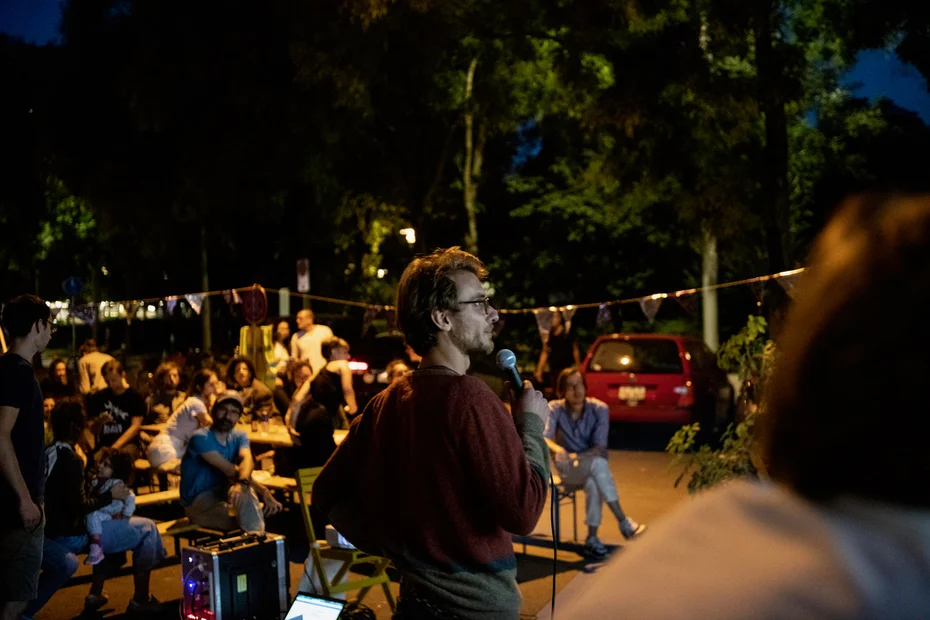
[
  {"left": 377, "top": 268, "right": 387, "bottom": 279},
  {"left": 101, "top": 266, "right": 109, "bottom": 276},
  {"left": 399, "top": 228, "right": 416, "bottom": 245}
]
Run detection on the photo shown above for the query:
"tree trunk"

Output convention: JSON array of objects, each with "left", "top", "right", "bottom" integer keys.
[
  {"left": 753, "top": 1, "right": 790, "bottom": 273},
  {"left": 200, "top": 225, "right": 212, "bottom": 351},
  {"left": 701, "top": 229, "right": 719, "bottom": 352},
  {"left": 462, "top": 57, "right": 480, "bottom": 255}
]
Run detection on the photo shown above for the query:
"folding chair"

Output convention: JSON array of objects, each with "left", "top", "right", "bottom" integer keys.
[{"left": 295, "top": 467, "right": 396, "bottom": 611}]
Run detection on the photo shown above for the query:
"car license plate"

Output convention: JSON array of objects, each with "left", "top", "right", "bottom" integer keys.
[{"left": 618, "top": 386, "right": 646, "bottom": 402}]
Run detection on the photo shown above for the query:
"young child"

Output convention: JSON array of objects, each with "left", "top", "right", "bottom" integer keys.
[{"left": 85, "top": 447, "right": 136, "bottom": 565}]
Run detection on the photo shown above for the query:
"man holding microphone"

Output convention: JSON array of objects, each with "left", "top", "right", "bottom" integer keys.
[{"left": 315, "top": 247, "right": 550, "bottom": 620}]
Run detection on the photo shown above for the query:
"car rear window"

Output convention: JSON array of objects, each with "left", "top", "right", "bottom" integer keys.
[{"left": 588, "top": 339, "right": 683, "bottom": 374}]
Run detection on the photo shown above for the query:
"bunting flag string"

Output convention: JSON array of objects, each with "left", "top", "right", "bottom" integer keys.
[{"left": 51, "top": 267, "right": 806, "bottom": 326}]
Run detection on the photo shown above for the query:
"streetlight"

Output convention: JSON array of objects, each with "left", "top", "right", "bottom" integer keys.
[{"left": 399, "top": 228, "right": 416, "bottom": 245}]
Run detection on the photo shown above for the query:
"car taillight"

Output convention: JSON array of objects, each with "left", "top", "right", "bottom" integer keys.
[
  {"left": 348, "top": 361, "right": 369, "bottom": 372},
  {"left": 674, "top": 382, "right": 695, "bottom": 407}
]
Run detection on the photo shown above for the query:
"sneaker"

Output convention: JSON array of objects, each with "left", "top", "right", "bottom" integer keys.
[
  {"left": 126, "top": 595, "right": 161, "bottom": 615},
  {"left": 84, "top": 593, "right": 109, "bottom": 611},
  {"left": 85, "top": 543, "right": 104, "bottom": 565},
  {"left": 620, "top": 517, "right": 646, "bottom": 540},
  {"left": 583, "top": 535, "right": 609, "bottom": 559}
]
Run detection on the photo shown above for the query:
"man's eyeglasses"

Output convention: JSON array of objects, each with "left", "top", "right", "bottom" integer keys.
[
  {"left": 457, "top": 297, "right": 494, "bottom": 314},
  {"left": 43, "top": 319, "right": 57, "bottom": 334}
]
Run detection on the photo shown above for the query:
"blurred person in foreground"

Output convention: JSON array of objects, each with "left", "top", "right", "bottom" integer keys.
[
  {"left": 554, "top": 194, "right": 930, "bottom": 619},
  {"left": 545, "top": 367, "right": 645, "bottom": 560},
  {"left": 0, "top": 295, "right": 52, "bottom": 620},
  {"left": 314, "top": 247, "right": 550, "bottom": 620}
]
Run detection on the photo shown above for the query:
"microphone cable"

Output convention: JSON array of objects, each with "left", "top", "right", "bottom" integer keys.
[{"left": 550, "top": 468, "right": 557, "bottom": 619}]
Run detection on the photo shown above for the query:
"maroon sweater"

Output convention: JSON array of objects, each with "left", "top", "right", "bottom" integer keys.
[{"left": 313, "top": 366, "right": 549, "bottom": 619}]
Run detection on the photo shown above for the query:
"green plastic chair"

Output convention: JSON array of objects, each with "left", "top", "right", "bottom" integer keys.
[{"left": 295, "top": 467, "right": 396, "bottom": 611}]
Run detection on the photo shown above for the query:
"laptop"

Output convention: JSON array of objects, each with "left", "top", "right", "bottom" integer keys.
[{"left": 284, "top": 592, "right": 347, "bottom": 620}]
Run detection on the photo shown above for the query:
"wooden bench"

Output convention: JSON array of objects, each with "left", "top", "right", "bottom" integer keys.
[
  {"left": 157, "top": 517, "right": 228, "bottom": 556},
  {"left": 135, "top": 488, "right": 180, "bottom": 507}
]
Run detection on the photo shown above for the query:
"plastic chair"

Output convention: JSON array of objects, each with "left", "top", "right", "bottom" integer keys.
[{"left": 295, "top": 467, "right": 396, "bottom": 611}]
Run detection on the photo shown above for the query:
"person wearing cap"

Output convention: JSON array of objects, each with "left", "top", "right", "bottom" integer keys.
[{"left": 179, "top": 391, "right": 282, "bottom": 533}]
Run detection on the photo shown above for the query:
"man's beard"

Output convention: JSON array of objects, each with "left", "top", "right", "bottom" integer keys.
[
  {"left": 451, "top": 328, "right": 494, "bottom": 356},
  {"left": 214, "top": 419, "right": 235, "bottom": 432}
]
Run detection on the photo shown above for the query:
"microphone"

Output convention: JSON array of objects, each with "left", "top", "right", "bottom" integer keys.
[{"left": 495, "top": 349, "right": 524, "bottom": 396}]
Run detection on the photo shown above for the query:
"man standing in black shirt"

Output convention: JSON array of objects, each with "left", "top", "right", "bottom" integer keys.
[
  {"left": 87, "top": 360, "right": 145, "bottom": 460},
  {"left": 0, "top": 295, "right": 53, "bottom": 620}
]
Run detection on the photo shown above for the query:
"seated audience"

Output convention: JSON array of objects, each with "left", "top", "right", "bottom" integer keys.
[
  {"left": 86, "top": 360, "right": 145, "bottom": 460},
  {"left": 309, "top": 336, "right": 357, "bottom": 430},
  {"left": 553, "top": 195, "right": 930, "bottom": 619},
  {"left": 281, "top": 360, "right": 314, "bottom": 429},
  {"left": 146, "top": 369, "right": 218, "bottom": 471},
  {"left": 180, "top": 392, "right": 282, "bottom": 534},
  {"left": 275, "top": 396, "right": 337, "bottom": 477},
  {"left": 41, "top": 358, "right": 78, "bottom": 399},
  {"left": 77, "top": 339, "right": 115, "bottom": 395},
  {"left": 84, "top": 447, "right": 136, "bottom": 566},
  {"left": 273, "top": 320, "right": 291, "bottom": 365},
  {"left": 144, "top": 361, "right": 186, "bottom": 425},
  {"left": 26, "top": 399, "right": 165, "bottom": 618},
  {"left": 225, "top": 356, "right": 277, "bottom": 423},
  {"left": 384, "top": 358, "right": 410, "bottom": 385},
  {"left": 545, "top": 367, "right": 645, "bottom": 558}
]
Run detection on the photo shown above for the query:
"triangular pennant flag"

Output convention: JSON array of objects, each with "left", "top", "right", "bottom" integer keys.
[
  {"left": 186, "top": 294, "right": 204, "bottom": 315},
  {"left": 596, "top": 304, "right": 612, "bottom": 331},
  {"left": 775, "top": 273, "right": 800, "bottom": 298},
  {"left": 166, "top": 297, "right": 178, "bottom": 315},
  {"left": 673, "top": 292, "right": 699, "bottom": 316},
  {"left": 639, "top": 296, "right": 662, "bottom": 324},
  {"left": 534, "top": 309, "right": 553, "bottom": 345},
  {"left": 70, "top": 304, "right": 96, "bottom": 326},
  {"left": 560, "top": 307, "right": 577, "bottom": 333}
]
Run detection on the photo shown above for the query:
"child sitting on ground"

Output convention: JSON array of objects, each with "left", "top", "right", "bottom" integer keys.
[{"left": 85, "top": 447, "right": 136, "bottom": 565}]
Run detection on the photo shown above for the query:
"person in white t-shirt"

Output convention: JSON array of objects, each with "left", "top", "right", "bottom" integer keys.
[
  {"left": 552, "top": 195, "right": 930, "bottom": 620},
  {"left": 146, "top": 369, "right": 218, "bottom": 471},
  {"left": 290, "top": 309, "right": 333, "bottom": 379}
]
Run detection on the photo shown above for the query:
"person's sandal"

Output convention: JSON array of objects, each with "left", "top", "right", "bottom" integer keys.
[
  {"left": 84, "top": 593, "right": 109, "bottom": 611},
  {"left": 620, "top": 517, "right": 647, "bottom": 540},
  {"left": 125, "top": 595, "right": 161, "bottom": 614}
]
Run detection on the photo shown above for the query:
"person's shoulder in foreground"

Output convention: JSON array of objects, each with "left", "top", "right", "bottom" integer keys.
[{"left": 552, "top": 479, "right": 930, "bottom": 619}]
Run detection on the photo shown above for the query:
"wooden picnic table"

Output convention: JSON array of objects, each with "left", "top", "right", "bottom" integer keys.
[{"left": 138, "top": 424, "right": 347, "bottom": 447}]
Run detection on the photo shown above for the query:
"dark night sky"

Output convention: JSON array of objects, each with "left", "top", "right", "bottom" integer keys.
[{"left": 2, "top": 0, "right": 929, "bottom": 124}]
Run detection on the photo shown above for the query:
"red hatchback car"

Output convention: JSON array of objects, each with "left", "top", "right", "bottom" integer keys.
[{"left": 582, "top": 334, "right": 733, "bottom": 428}]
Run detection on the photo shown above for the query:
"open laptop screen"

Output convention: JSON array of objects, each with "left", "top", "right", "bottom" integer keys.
[{"left": 284, "top": 592, "right": 346, "bottom": 620}]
